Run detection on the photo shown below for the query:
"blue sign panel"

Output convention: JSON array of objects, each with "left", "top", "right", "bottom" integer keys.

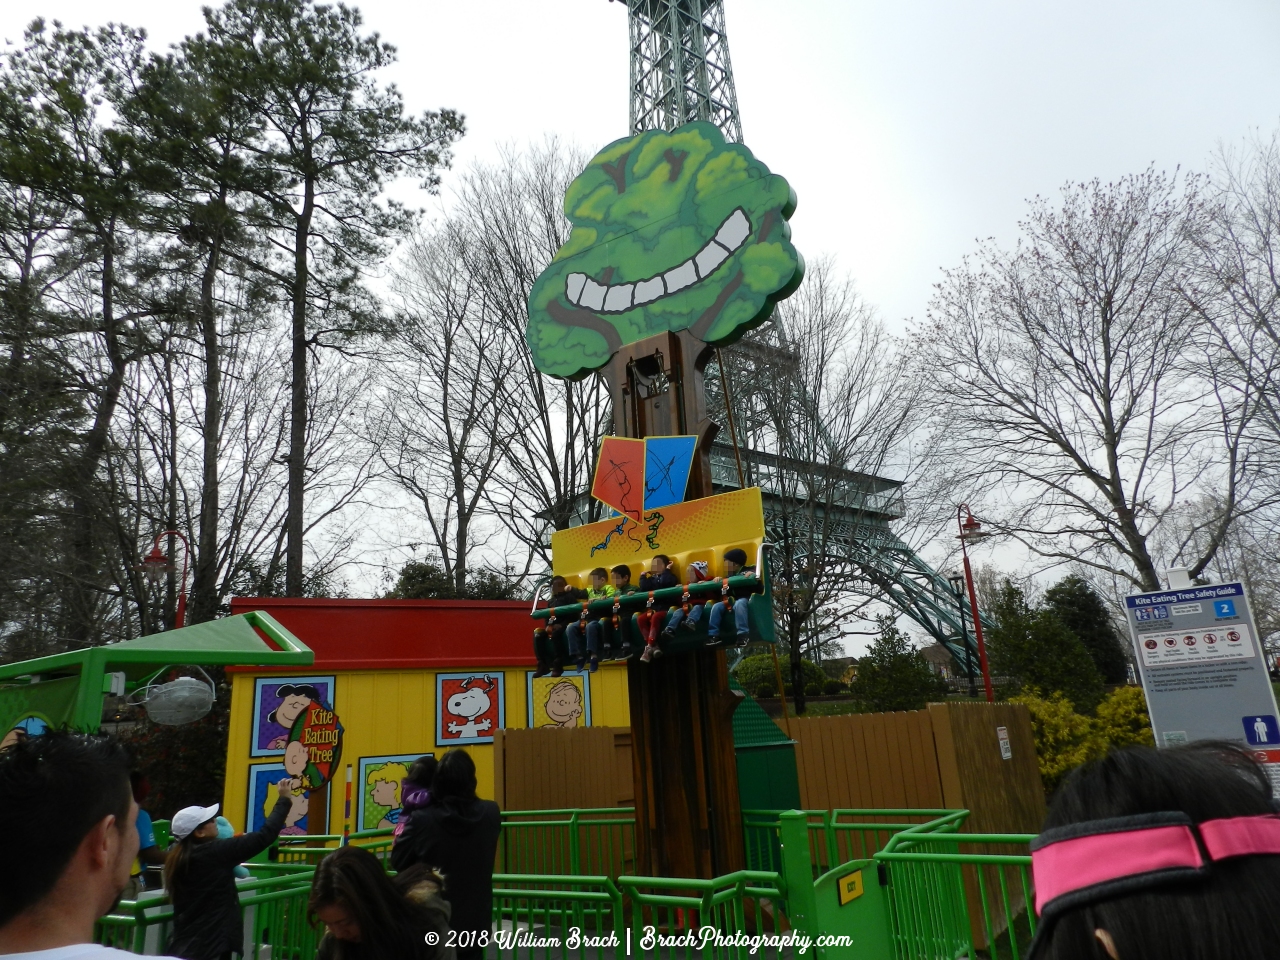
[
  {"left": 643, "top": 436, "right": 696, "bottom": 510},
  {"left": 1243, "top": 715, "right": 1280, "bottom": 746},
  {"left": 1214, "top": 599, "right": 1237, "bottom": 618}
]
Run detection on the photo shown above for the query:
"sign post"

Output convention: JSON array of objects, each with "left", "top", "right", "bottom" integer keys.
[{"left": 1124, "top": 581, "right": 1280, "bottom": 788}]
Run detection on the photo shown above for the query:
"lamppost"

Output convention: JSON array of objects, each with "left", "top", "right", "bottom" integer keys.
[
  {"left": 142, "top": 530, "right": 191, "bottom": 630},
  {"left": 947, "top": 570, "right": 978, "bottom": 698},
  {"left": 956, "top": 505, "right": 994, "bottom": 702}
]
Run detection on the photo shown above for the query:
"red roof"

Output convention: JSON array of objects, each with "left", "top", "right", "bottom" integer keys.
[{"left": 227, "top": 597, "right": 535, "bottom": 671}]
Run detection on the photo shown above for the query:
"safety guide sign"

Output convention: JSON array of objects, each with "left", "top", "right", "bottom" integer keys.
[{"left": 1125, "top": 582, "right": 1280, "bottom": 790}]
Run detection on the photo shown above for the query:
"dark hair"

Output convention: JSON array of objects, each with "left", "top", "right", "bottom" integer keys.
[
  {"left": 164, "top": 819, "right": 215, "bottom": 896},
  {"left": 432, "top": 748, "right": 478, "bottom": 805},
  {"left": 550, "top": 575, "right": 567, "bottom": 587},
  {"left": 267, "top": 684, "right": 321, "bottom": 724},
  {"left": 610, "top": 565, "right": 631, "bottom": 580},
  {"left": 652, "top": 554, "right": 670, "bottom": 565},
  {"left": 724, "top": 548, "right": 748, "bottom": 565},
  {"left": 1034, "top": 742, "right": 1280, "bottom": 960},
  {"left": 406, "top": 755, "right": 437, "bottom": 789},
  {"left": 0, "top": 731, "right": 133, "bottom": 925},
  {"left": 590, "top": 567, "right": 609, "bottom": 579},
  {"left": 309, "top": 846, "right": 442, "bottom": 960}
]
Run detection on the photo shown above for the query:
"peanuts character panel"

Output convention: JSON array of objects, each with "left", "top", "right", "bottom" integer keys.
[
  {"left": 251, "top": 675, "right": 335, "bottom": 757},
  {"left": 357, "top": 753, "right": 430, "bottom": 831},
  {"left": 436, "top": 673, "right": 505, "bottom": 745},
  {"left": 247, "top": 762, "right": 322, "bottom": 835},
  {"left": 527, "top": 672, "right": 592, "bottom": 729},
  {"left": 0, "top": 715, "right": 49, "bottom": 751}
]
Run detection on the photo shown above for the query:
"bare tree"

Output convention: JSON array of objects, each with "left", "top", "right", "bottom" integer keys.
[
  {"left": 712, "top": 258, "right": 923, "bottom": 711},
  {"left": 374, "top": 226, "right": 519, "bottom": 594},
  {"left": 443, "top": 141, "right": 612, "bottom": 573},
  {"left": 920, "top": 169, "right": 1268, "bottom": 592}
]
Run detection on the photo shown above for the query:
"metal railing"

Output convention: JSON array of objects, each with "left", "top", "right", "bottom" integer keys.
[
  {"left": 876, "top": 823, "right": 1036, "bottom": 960},
  {"left": 96, "top": 871, "right": 318, "bottom": 959},
  {"left": 499, "top": 808, "right": 637, "bottom": 879},
  {"left": 743, "top": 808, "right": 960, "bottom": 875}
]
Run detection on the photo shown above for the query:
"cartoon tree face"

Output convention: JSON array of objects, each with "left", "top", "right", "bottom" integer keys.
[{"left": 526, "top": 122, "right": 803, "bottom": 379}]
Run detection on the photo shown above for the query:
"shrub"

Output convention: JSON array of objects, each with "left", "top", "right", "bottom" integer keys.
[
  {"left": 756, "top": 680, "right": 775, "bottom": 698},
  {"left": 1012, "top": 686, "right": 1155, "bottom": 793},
  {"left": 805, "top": 682, "right": 822, "bottom": 697},
  {"left": 988, "top": 580, "right": 1104, "bottom": 711},
  {"left": 849, "top": 617, "right": 947, "bottom": 712},
  {"left": 822, "top": 679, "right": 844, "bottom": 696}
]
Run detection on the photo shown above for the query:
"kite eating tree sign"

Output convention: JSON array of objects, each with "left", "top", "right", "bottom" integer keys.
[
  {"left": 1124, "top": 581, "right": 1280, "bottom": 790},
  {"left": 283, "top": 698, "right": 344, "bottom": 791}
]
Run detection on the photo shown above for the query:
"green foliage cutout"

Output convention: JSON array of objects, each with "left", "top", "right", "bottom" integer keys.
[{"left": 526, "top": 122, "right": 803, "bottom": 378}]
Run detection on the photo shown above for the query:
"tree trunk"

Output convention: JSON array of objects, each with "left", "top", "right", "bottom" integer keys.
[
  {"left": 189, "top": 218, "right": 225, "bottom": 624},
  {"left": 67, "top": 219, "right": 126, "bottom": 646},
  {"left": 285, "top": 177, "right": 314, "bottom": 597}
]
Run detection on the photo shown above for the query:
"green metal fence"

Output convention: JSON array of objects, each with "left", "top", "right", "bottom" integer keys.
[
  {"left": 94, "top": 806, "right": 1041, "bottom": 960},
  {"left": 498, "top": 807, "right": 637, "bottom": 878},
  {"left": 742, "top": 808, "right": 959, "bottom": 876},
  {"left": 876, "top": 821, "right": 1036, "bottom": 960},
  {"left": 97, "top": 871, "right": 318, "bottom": 959}
]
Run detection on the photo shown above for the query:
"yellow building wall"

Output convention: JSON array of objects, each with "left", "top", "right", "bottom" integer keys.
[{"left": 222, "top": 662, "right": 631, "bottom": 834}]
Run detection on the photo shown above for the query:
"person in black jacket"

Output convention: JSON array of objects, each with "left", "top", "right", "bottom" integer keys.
[
  {"left": 636, "top": 555, "right": 679, "bottom": 662},
  {"left": 164, "top": 779, "right": 293, "bottom": 960},
  {"left": 533, "top": 576, "right": 587, "bottom": 678},
  {"left": 390, "top": 749, "right": 500, "bottom": 960},
  {"left": 706, "top": 547, "right": 759, "bottom": 648}
]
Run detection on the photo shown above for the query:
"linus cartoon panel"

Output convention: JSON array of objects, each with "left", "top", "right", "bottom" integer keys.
[
  {"left": 436, "top": 673, "right": 505, "bottom": 745},
  {"left": 527, "top": 672, "right": 592, "bottom": 729}
]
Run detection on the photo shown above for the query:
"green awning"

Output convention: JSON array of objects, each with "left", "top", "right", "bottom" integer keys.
[{"left": 0, "top": 611, "right": 312, "bottom": 732}]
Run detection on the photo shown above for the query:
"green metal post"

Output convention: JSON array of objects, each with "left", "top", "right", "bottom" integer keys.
[
  {"left": 778, "top": 811, "right": 817, "bottom": 937},
  {"left": 72, "top": 649, "right": 107, "bottom": 732},
  {"left": 569, "top": 811, "right": 581, "bottom": 875}
]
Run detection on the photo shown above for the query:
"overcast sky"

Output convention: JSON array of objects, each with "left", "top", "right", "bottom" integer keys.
[{"left": 6, "top": 0, "right": 1280, "bottom": 329}]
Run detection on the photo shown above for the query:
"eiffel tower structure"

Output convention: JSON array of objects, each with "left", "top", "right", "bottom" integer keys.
[{"left": 617, "top": 0, "right": 987, "bottom": 670}]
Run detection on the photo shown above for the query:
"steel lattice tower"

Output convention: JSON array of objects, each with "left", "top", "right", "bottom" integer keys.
[
  {"left": 613, "top": 0, "right": 988, "bottom": 671},
  {"left": 623, "top": 0, "right": 743, "bottom": 143}
]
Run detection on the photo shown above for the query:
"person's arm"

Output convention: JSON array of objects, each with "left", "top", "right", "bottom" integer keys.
[{"left": 204, "top": 780, "right": 294, "bottom": 867}]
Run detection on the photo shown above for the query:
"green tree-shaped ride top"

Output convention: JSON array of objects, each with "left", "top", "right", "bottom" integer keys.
[{"left": 527, "top": 122, "right": 803, "bottom": 379}]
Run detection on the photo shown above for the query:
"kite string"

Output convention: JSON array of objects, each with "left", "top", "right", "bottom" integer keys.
[{"left": 715, "top": 348, "right": 746, "bottom": 488}]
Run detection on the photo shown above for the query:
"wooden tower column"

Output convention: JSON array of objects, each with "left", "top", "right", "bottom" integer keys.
[{"left": 603, "top": 330, "right": 746, "bottom": 878}]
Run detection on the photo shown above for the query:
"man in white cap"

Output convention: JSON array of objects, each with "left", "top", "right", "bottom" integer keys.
[{"left": 0, "top": 730, "right": 182, "bottom": 959}]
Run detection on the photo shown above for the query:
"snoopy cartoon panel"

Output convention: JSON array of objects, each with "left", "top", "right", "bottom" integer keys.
[
  {"left": 527, "top": 672, "right": 592, "bottom": 729},
  {"left": 436, "top": 673, "right": 505, "bottom": 745},
  {"left": 251, "top": 675, "right": 335, "bottom": 757}
]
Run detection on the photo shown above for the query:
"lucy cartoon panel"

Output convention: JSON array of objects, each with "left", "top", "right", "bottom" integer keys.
[
  {"left": 527, "top": 671, "right": 592, "bottom": 729},
  {"left": 251, "top": 675, "right": 336, "bottom": 757},
  {"left": 357, "top": 753, "right": 432, "bottom": 831},
  {"left": 436, "top": 673, "right": 504, "bottom": 745},
  {"left": 246, "top": 762, "right": 324, "bottom": 836}
]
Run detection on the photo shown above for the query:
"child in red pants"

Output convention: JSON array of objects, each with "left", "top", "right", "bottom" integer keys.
[{"left": 635, "top": 555, "right": 678, "bottom": 662}]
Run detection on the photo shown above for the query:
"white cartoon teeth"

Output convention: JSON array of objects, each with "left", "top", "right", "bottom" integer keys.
[{"left": 563, "top": 207, "right": 753, "bottom": 314}]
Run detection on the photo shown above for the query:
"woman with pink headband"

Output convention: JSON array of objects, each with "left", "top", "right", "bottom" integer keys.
[{"left": 1029, "top": 742, "right": 1280, "bottom": 958}]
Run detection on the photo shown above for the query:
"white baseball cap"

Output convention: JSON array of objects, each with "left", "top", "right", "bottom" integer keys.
[{"left": 171, "top": 803, "right": 221, "bottom": 840}]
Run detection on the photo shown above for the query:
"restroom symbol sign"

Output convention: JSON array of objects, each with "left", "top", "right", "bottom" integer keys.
[{"left": 1243, "top": 715, "right": 1280, "bottom": 746}]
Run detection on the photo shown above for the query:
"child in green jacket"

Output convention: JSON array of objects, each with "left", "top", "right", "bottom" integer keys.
[{"left": 566, "top": 567, "right": 616, "bottom": 673}]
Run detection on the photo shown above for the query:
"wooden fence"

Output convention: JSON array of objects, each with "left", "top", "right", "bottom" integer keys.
[
  {"left": 493, "top": 725, "right": 635, "bottom": 810},
  {"left": 790, "top": 701, "right": 1045, "bottom": 833}
]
